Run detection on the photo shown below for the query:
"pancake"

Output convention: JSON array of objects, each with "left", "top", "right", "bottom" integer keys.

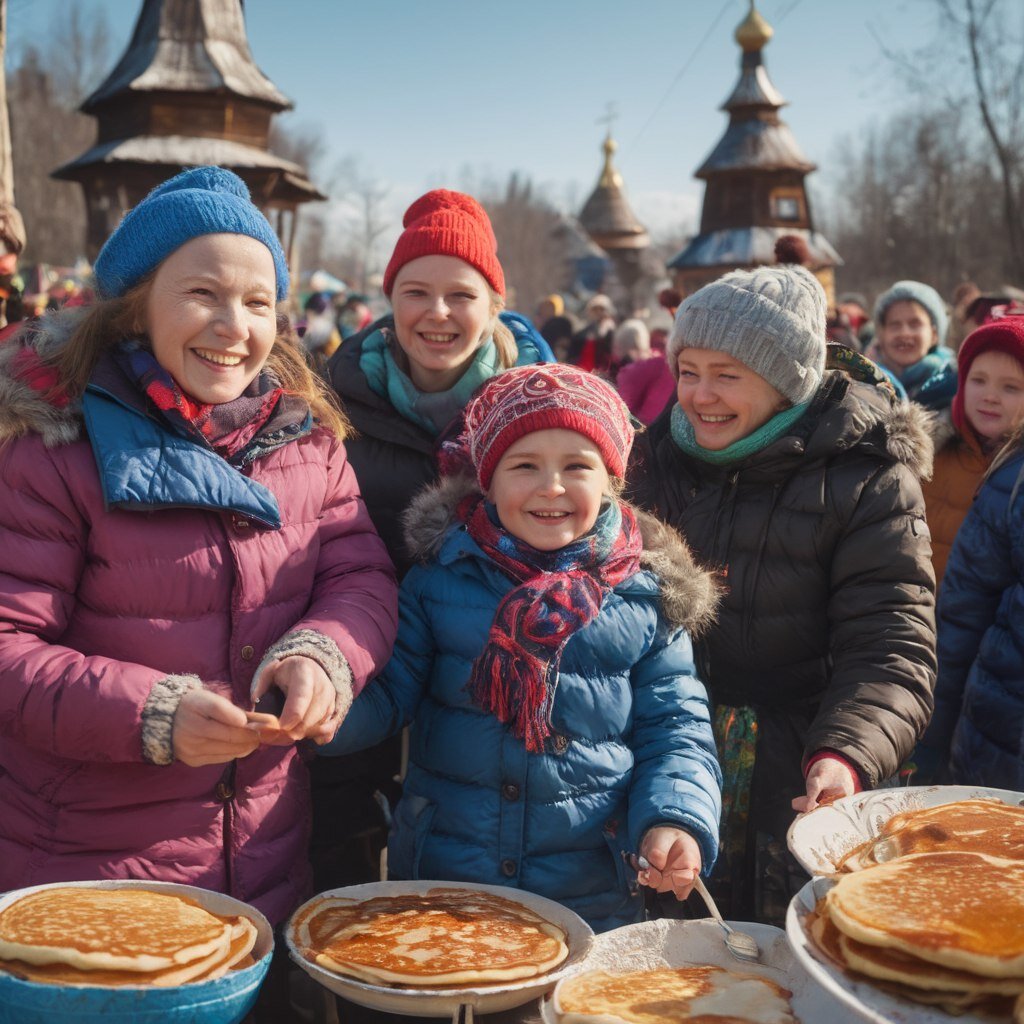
[
  {"left": 839, "top": 799, "right": 1024, "bottom": 871},
  {"left": 553, "top": 966, "right": 796, "bottom": 1024},
  {"left": 807, "top": 900, "right": 1022, "bottom": 1017},
  {"left": 826, "top": 851, "right": 1024, "bottom": 978},
  {"left": 0, "top": 915, "right": 257, "bottom": 987},
  {"left": 295, "top": 888, "right": 568, "bottom": 987},
  {"left": 0, "top": 888, "right": 235, "bottom": 973}
]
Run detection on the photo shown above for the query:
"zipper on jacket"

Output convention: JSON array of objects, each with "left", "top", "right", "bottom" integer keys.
[{"left": 215, "top": 761, "right": 237, "bottom": 896}]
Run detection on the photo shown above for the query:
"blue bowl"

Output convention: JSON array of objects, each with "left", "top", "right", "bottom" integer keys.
[{"left": 0, "top": 880, "right": 273, "bottom": 1024}]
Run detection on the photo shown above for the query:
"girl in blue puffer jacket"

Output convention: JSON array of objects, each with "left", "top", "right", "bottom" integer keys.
[
  {"left": 920, "top": 424, "right": 1024, "bottom": 790},
  {"left": 324, "top": 364, "right": 723, "bottom": 931}
]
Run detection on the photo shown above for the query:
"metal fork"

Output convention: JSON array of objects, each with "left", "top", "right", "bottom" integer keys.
[{"left": 634, "top": 856, "right": 761, "bottom": 963}]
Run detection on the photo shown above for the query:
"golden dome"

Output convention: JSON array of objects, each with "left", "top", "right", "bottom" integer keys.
[
  {"left": 599, "top": 134, "right": 623, "bottom": 189},
  {"left": 735, "top": 0, "right": 773, "bottom": 53}
]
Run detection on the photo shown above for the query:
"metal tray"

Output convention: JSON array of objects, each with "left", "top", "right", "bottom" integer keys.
[{"left": 285, "top": 880, "right": 594, "bottom": 1019}]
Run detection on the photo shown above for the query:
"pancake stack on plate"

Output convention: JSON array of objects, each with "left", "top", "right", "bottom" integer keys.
[
  {"left": 292, "top": 887, "right": 568, "bottom": 988},
  {"left": 551, "top": 964, "right": 796, "bottom": 1024},
  {"left": 810, "top": 850, "right": 1024, "bottom": 1016},
  {"left": 838, "top": 798, "right": 1024, "bottom": 871},
  {"left": 0, "top": 887, "right": 257, "bottom": 987}
]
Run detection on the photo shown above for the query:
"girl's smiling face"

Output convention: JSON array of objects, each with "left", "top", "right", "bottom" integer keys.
[
  {"left": 963, "top": 349, "right": 1024, "bottom": 443},
  {"left": 675, "top": 348, "right": 788, "bottom": 450},
  {"left": 390, "top": 255, "right": 497, "bottom": 393},
  {"left": 487, "top": 429, "right": 611, "bottom": 550}
]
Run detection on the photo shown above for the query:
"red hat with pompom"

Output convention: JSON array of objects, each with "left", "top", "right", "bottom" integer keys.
[{"left": 383, "top": 189, "right": 505, "bottom": 297}]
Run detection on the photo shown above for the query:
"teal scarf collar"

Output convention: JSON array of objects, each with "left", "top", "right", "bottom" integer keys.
[
  {"left": 360, "top": 327, "right": 502, "bottom": 436},
  {"left": 670, "top": 401, "right": 810, "bottom": 466}
]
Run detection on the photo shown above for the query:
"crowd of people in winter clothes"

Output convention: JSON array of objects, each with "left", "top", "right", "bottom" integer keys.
[{"left": 0, "top": 167, "right": 1021, "bottom": 1021}]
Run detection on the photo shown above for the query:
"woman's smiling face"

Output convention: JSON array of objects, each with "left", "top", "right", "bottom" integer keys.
[
  {"left": 145, "top": 233, "right": 277, "bottom": 404},
  {"left": 675, "top": 348, "right": 788, "bottom": 449},
  {"left": 390, "top": 255, "right": 497, "bottom": 393}
]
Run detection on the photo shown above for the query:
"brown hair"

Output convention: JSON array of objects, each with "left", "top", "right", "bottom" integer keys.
[{"left": 48, "top": 280, "right": 350, "bottom": 441}]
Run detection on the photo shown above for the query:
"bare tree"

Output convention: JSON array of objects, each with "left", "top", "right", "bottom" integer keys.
[
  {"left": 332, "top": 158, "right": 391, "bottom": 294},
  {"left": 478, "top": 173, "right": 570, "bottom": 316}
]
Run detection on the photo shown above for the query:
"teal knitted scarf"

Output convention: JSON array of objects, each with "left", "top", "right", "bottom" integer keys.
[
  {"left": 670, "top": 401, "right": 810, "bottom": 466},
  {"left": 360, "top": 327, "right": 502, "bottom": 436}
]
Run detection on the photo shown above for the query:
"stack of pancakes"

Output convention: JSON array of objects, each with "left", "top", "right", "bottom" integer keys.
[
  {"left": 292, "top": 887, "right": 568, "bottom": 987},
  {"left": 809, "top": 798, "right": 1024, "bottom": 1016},
  {"left": 0, "top": 887, "right": 257, "bottom": 987},
  {"left": 552, "top": 965, "right": 796, "bottom": 1024}
]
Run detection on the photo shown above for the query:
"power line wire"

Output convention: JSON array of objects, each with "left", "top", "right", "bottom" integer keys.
[{"left": 630, "top": 0, "right": 735, "bottom": 150}]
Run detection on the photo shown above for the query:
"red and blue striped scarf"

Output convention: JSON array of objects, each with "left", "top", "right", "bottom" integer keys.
[{"left": 460, "top": 495, "right": 643, "bottom": 752}]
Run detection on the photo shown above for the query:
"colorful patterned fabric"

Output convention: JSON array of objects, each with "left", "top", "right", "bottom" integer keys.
[
  {"left": 712, "top": 704, "right": 758, "bottom": 875},
  {"left": 112, "top": 342, "right": 284, "bottom": 460},
  {"left": 452, "top": 364, "right": 635, "bottom": 490},
  {"left": 460, "top": 496, "right": 643, "bottom": 752}
]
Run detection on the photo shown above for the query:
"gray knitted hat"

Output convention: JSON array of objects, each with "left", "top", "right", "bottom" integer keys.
[
  {"left": 873, "top": 279, "right": 948, "bottom": 345},
  {"left": 667, "top": 264, "right": 827, "bottom": 406}
]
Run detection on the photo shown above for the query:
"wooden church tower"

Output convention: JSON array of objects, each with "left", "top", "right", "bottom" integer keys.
[
  {"left": 53, "top": 0, "right": 324, "bottom": 288},
  {"left": 668, "top": 1, "right": 839, "bottom": 302}
]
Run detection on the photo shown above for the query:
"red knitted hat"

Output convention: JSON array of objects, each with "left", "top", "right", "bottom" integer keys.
[
  {"left": 952, "top": 316, "right": 1024, "bottom": 437},
  {"left": 461, "top": 364, "right": 635, "bottom": 491},
  {"left": 383, "top": 189, "right": 505, "bottom": 297}
]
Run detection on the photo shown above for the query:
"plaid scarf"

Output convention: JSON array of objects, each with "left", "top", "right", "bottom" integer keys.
[
  {"left": 113, "top": 343, "right": 285, "bottom": 460},
  {"left": 461, "top": 495, "right": 643, "bottom": 752}
]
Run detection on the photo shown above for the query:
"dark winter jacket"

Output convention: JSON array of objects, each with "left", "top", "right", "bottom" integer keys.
[
  {"left": 323, "top": 478, "right": 723, "bottom": 932},
  {"left": 0, "top": 311, "right": 398, "bottom": 926},
  {"left": 923, "top": 446, "right": 1024, "bottom": 789},
  {"left": 326, "top": 313, "right": 551, "bottom": 577},
  {"left": 628, "top": 371, "right": 938, "bottom": 838}
]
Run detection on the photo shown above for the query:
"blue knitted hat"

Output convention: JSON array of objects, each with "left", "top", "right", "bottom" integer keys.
[
  {"left": 93, "top": 166, "right": 289, "bottom": 301},
  {"left": 873, "top": 280, "right": 948, "bottom": 345}
]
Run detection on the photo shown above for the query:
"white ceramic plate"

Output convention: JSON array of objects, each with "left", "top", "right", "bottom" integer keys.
[
  {"left": 538, "top": 917, "right": 859, "bottom": 1024},
  {"left": 785, "top": 784, "right": 1024, "bottom": 877},
  {"left": 787, "top": 876, "right": 1013, "bottom": 1024},
  {"left": 284, "top": 880, "right": 594, "bottom": 1017}
]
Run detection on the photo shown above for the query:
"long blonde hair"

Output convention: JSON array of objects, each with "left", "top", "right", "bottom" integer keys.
[
  {"left": 490, "top": 288, "right": 517, "bottom": 368},
  {"left": 49, "top": 280, "right": 350, "bottom": 441}
]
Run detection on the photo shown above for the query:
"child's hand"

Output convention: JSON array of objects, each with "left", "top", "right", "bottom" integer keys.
[
  {"left": 791, "top": 756, "right": 858, "bottom": 813},
  {"left": 172, "top": 688, "right": 260, "bottom": 767},
  {"left": 250, "top": 656, "right": 341, "bottom": 744},
  {"left": 638, "top": 826, "right": 703, "bottom": 900}
]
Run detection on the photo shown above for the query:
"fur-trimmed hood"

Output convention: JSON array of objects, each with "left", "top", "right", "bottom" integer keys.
[
  {"left": 803, "top": 373, "right": 936, "bottom": 483},
  {"left": 0, "top": 308, "right": 85, "bottom": 447},
  {"left": 401, "top": 474, "right": 721, "bottom": 638}
]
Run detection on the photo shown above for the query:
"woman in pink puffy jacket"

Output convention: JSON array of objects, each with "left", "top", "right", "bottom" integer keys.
[{"left": 0, "top": 167, "right": 398, "bottom": 940}]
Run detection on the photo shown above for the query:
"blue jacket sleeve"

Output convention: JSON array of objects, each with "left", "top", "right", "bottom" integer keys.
[
  {"left": 626, "top": 621, "right": 722, "bottom": 874},
  {"left": 923, "top": 455, "right": 1022, "bottom": 757},
  {"left": 320, "top": 569, "right": 436, "bottom": 756}
]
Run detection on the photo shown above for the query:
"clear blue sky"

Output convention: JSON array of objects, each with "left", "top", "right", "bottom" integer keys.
[{"left": 8, "top": 0, "right": 948, "bottom": 241}]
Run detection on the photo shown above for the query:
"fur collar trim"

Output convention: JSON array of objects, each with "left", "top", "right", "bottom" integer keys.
[
  {"left": 401, "top": 474, "right": 721, "bottom": 637},
  {"left": 0, "top": 309, "right": 85, "bottom": 446}
]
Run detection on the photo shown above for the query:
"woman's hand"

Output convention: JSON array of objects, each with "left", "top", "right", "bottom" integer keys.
[
  {"left": 250, "top": 656, "right": 341, "bottom": 745},
  {"left": 637, "top": 826, "right": 703, "bottom": 900},
  {"left": 172, "top": 688, "right": 260, "bottom": 767},
  {"left": 791, "top": 756, "right": 858, "bottom": 814}
]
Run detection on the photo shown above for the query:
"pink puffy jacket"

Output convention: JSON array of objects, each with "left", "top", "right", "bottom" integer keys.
[{"left": 0, "top": 317, "right": 398, "bottom": 925}]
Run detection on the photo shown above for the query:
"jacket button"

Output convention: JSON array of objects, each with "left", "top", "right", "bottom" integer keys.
[
  {"left": 500, "top": 858, "right": 517, "bottom": 877},
  {"left": 240, "top": 645, "right": 255, "bottom": 661},
  {"left": 501, "top": 782, "right": 520, "bottom": 801}
]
